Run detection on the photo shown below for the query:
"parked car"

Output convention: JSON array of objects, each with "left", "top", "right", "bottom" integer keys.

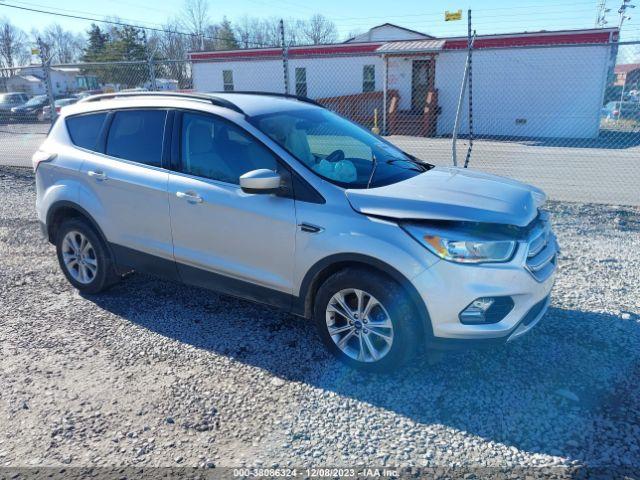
[
  {"left": 11, "top": 94, "right": 51, "bottom": 122},
  {"left": 33, "top": 92, "right": 558, "bottom": 371},
  {"left": 0, "top": 92, "right": 30, "bottom": 123},
  {"left": 601, "top": 101, "right": 640, "bottom": 121},
  {"left": 42, "top": 98, "right": 78, "bottom": 121}
]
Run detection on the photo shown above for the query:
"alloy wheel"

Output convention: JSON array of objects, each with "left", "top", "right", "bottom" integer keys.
[
  {"left": 61, "top": 230, "right": 98, "bottom": 284},
  {"left": 325, "top": 288, "right": 394, "bottom": 363}
]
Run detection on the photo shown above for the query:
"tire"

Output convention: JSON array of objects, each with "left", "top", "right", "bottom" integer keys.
[
  {"left": 55, "top": 218, "right": 119, "bottom": 294},
  {"left": 313, "top": 268, "right": 422, "bottom": 372}
]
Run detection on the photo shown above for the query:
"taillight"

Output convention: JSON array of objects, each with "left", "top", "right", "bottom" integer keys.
[
  {"left": 55, "top": 107, "right": 61, "bottom": 112},
  {"left": 32, "top": 150, "right": 57, "bottom": 171},
  {"left": 613, "top": 110, "right": 620, "bottom": 116}
]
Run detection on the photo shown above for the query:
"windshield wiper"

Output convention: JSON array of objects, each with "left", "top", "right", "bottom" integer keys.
[
  {"left": 403, "top": 153, "right": 434, "bottom": 169},
  {"left": 385, "top": 158, "right": 427, "bottom": 172}
]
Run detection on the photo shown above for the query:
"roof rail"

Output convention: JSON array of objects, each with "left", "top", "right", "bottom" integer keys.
[
  {"left": 211, "top": 91, "right": 324, "bottom": 108},
  {"left": 78, "top": 91, "right": 245, "bottom": 115}
]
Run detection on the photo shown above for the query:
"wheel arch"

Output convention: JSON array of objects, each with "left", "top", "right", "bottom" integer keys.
[
  {"left": 296, "top": 253, "right": 433, "bottom": 339},
  {"left": 46, "top": 201, "right": 113, "bottom": 259}
]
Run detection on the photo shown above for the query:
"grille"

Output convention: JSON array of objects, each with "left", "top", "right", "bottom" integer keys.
[{"left": 525, "top": 216, "right": 558, "bottom": 282}]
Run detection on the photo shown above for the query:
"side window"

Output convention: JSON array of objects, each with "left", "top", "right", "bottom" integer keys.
[
  {"left": 363, "top": 65, "right": 375, "bottom": 93},
  {"left": 106, "top": 110, "right": 166, "bottom": 167},
  {"left": 180, "top": 112, "right": 278, "bottom": 185},
  {"left": 66, "top": 112, "right": 108, "bottom": 151},
  {"left": 295, "top": 67, "right": 307, "bottom": 97},
  {"left": 223, "top": 70, "right": 234, "bottom": 92}
]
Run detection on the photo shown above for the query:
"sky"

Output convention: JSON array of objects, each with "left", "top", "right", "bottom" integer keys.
[{"left": 1, "top": 0, "right": 639, "bottom": 43}]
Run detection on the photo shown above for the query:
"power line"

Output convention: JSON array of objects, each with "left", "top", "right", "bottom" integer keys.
[
  {"left": 334, "top": 1, "right": 600, "bottom": 21},
  {"left": 333, "top": 8, "right": 602, "bottom": 28},
  {"left": 5, "top": 0, "right": 170, "bottom": 30},
  {"left": 0, "top": 1, "right": 273, "bottom": 48}
]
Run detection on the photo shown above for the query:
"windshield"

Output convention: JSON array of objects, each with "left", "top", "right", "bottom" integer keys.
[
  {"left": 249, "top": 108, "right": 431, "bottom": 189},
  {"left": 24, "top": 95, "right": 46, "bottom": 107}
]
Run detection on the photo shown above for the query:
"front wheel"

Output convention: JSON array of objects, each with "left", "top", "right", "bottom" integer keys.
[{"left": 313, "top": 268, "right": 422, "bottom": 372}]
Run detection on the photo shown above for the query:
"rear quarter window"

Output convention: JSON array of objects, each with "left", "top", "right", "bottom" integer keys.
[
  {"left": 105, "top": 110, "right": 166, "bottom": 167},
  {"left": 66, "top": 112, "right": 108, "bottom": 151}
]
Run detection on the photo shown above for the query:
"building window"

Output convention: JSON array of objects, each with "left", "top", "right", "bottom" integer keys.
[
  {"left": 362, "top": 65, "right": 375, "bottom": 93},
  {"left": 295, "top": 67, "right": 307, "bottom": 97},
  {"left": 223, "top": 70, "right": 234, "bottom": 92}
]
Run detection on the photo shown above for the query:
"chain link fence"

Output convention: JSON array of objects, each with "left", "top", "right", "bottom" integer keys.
[{"left": 1, "top": 39, "right": 639, "bottom": 206}]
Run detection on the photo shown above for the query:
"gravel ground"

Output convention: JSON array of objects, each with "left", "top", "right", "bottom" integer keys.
[{"left": 0, "top": 166, "right": 639, "bottom": 473}]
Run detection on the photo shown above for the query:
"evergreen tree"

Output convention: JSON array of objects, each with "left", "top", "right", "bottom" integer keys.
[
  {"left": 109, "top": 25, "right": 147, "bottom": 61},
  {"left": 217, "top": 17, "right": 238, "bottom": 50},
  {"left": 82, "top": 24, "right": 108, "bottom": 62}
]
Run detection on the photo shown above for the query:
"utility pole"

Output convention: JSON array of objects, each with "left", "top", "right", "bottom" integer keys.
[
  {"left": 280, "top": 19, "right": 290, "bottom": 95},
  {"left": 618, "top": 0, "right": 636, "bottom": 29},
  {"left": 452, "top": 10, "right": 475, "bottom": 167},
  {"left": 143, "top": 31, "right": 157, "bottom": 91},
  {"left": 37, "top": 37, "right": 57, "bottom": 123},
  {"left": 596, "top": 0, "right": 610, "bottom": 27},
  {"left": 464, "top": 9, "right": 475, "bottom": 169}
]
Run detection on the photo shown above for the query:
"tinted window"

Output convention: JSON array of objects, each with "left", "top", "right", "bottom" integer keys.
[
  {"left": 66, "top": 112, "right": 108, "bottom": 151},
  {"left": 181, "top": 112, "right": 278, "bottom": 184},
  {"left": 106, "top": 110, "right": 166, "bottom": 166}
]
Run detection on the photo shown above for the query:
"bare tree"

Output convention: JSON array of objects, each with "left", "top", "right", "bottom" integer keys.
[
  {"left": 41, "top": 24, "right": 84, "bottom": 63},
  {"left": 150, "top": 22, "right": 192, "bottom": 88},
  {"left": 0, "top": 18, "right": 29, "bottom": 69},
  {"left": 233, "top": 16, "right": 307, "bottom": 49},
  {"left": 181, "top": 0, "right": 210, "bottom": 51},
  {"left": 301, "top": 14, "right": 338, "bottom": 45}
]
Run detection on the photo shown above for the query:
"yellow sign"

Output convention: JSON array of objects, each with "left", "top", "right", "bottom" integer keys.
[
  {"left": 31, "top": 48, "right": 40, "bottom": 55},
  {"left": 445, "top": 9, "right": 462, "bottom": 21}
]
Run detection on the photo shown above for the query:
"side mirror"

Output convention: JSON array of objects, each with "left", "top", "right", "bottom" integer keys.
[{"left": 239, "top": 169, "right": 282, "bottom": 194}]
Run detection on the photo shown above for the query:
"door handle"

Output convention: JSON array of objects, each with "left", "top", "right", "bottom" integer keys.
[
  {"left": 176, "top": 191, "right": 203, "bottom": 204},
  {"left": 87, "top": 170, "right": 107, "bottom": 181},
  {"left": 299, "top": 222, "right": 323, "bottom": 233}
]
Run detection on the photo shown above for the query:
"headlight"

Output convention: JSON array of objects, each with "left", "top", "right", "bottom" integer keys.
[{"left": 402, "top": 225, "right": 516, "bottom": 263}]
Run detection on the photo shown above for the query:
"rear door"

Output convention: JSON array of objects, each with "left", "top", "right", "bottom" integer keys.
[
  {"left": 77, "top": 108, "right": 176, "bottom": 278},
  {"left": 167, "top": 110, "right": 297, "bottom": 304}
]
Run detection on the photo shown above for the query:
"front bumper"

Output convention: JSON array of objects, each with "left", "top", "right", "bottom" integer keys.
[{"left": 412, "top": 235, "right": 557, "bottom": 343}]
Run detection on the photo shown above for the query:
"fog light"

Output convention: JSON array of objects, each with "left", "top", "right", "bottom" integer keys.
[{"left": 459, "top": 297, "right": 514, "bottom": 325}]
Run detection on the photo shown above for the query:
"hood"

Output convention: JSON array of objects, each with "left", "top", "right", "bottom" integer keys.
[{"left": 345, "top": 166, "right": 546, "bottom": 227}]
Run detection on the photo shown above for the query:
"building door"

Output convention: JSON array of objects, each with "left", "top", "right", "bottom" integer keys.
[{"left": 411, "top": 60, "right": 431, "bottom": 113}]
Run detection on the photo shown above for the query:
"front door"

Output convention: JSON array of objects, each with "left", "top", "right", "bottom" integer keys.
[
  {"left": 411, "top": 60, "right": 431, "bottom": 113},
  {"left": 168, "top": 111, "right": 297, "bottom": 305}
]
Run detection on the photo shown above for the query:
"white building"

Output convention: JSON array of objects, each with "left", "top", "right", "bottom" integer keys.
[
  {"left": 6, "top": 66, "right": 84, "bottom": 96},
  {"left": 190, "top": 24, "right": 619, "bottom": 139}
]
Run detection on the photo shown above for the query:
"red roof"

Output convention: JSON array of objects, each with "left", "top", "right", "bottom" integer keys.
[
  {"left": 443, "top": 30, "right": 614, "bottom": 49},
  {"left": 190, "top": 43, "right": 381, "bottom": 61},
  {"left": 189, "top": 28, "right": 617, "bottom": 61},
  {"left": 615, "top": 63, "right": 640, "bottom": 74}
]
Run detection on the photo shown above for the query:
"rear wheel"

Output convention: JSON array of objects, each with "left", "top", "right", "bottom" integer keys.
[
  {"left": 313, "top": 268, "right": 421, "bottom": 372},
  {"left": 55, "top": 218, "right": 119, "bottom": 294}
]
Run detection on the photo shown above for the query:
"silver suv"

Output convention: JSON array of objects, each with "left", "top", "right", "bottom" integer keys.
[{"left": 34, "top": 92, "right": 558, "bottom": 371}]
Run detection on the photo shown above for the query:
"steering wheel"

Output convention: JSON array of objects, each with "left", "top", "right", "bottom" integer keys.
[{"left": 324, "top": 149, "right": 345, "bottom": 163}]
